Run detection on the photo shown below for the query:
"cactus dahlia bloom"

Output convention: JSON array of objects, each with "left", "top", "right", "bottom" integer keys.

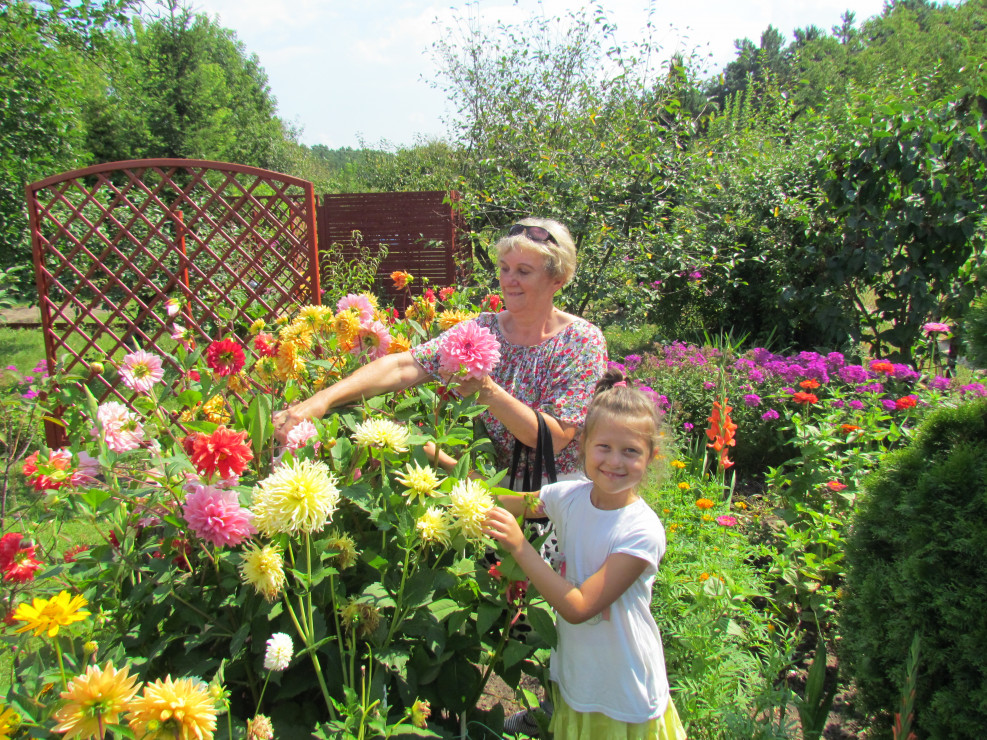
[
  {"left": 352, "top": 418, "right": 410, "bottom": 453},
  {"left": 127, "top": 676, "right": 216, "bottom": 740},
  {"left": 448, "top": 479, "right": 495, "bottom": 539},
  {"left": 416, "top": 506, "right": 453, "bottom": 546},
  {"left": 395, "top": 462, "right": 441, "bottom": 502},
  {"left": 251, "top": 459, "right": 340, "bottom": 535},
  {"left": 239, "top": 543, "right": 286, "bottom": 601}
]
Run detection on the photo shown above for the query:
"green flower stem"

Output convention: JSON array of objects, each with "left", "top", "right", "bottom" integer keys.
[
  {"left": 329, "top": 572, "right": 348, "bottom": 687},
  {"left": 256, "top": 672, "right": 271, "bottom": 710},
  {"left": 383, "top": 546, "right": 413, "bottom": 646},
  {"left": 283, "top": 597, "right": 337, "bottom": 721},
  {"left": 468, "top": 604, "right": 516, "bottom": 713},
  {"left": 168, "top": 591, "right": 215, "bottom": 625},
  {"left": 54, "top": 636, "right": 67, "bottom": 689}
]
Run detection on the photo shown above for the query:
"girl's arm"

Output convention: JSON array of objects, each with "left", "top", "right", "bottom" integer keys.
[
  {"left": 492, "top": 491, "right": 541, "bottom": 518},
  {"left": 483, "top": 506, "right": 647, "bottom": 625}
]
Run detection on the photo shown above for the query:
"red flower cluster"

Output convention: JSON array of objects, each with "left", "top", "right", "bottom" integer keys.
[
  {"left": 0, "top": 533, "right": 42, "bottom": 583},
  {"left": 792, "top": 392, "right": 819, "bottom": 405},
  {"left": 188, "top": 427, "right": 253, "bottom": 480},
  {"left": 439, "top": 286, "right": 456, "bottom": 301},
  {"left": 424, "top": 288, "right": 436, "bottom": 303},
  {"left": 254, "top": 332, "right": 278, "bottom": 358},
  {"left": 22, "top": 449, "right": 75, "bottom": 492},
  {"left": 482, "top": 294, "right": 503, "bottom": 312},
  {"left": 206, "top": 338, "right": 246, "bottom": 377},
  {"left": 895, "top": 395, "right": 918, "bottom": 410}
]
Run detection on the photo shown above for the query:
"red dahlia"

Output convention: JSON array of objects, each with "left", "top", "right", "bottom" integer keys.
[
  {"left": 206, "top": 338, "right": 246, "bottom": 377},
  {"left": 190, "top": 426, "right": 253, "bottom": 480}
]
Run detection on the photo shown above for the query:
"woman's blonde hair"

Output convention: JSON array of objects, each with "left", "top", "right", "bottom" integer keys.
[
  {"left": 580, "top": 370, "right": 664, "bottom": 467},
  {"left": 493, "top": 218, "right": 577, "bottom": 286}
]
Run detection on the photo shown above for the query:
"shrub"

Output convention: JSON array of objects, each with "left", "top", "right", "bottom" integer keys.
[{"left": 839, "top": 399, "right": 987, "bottom": 739}]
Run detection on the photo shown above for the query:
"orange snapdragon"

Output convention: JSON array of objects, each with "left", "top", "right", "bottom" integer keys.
[{"left": 706, "top": 397, "right": 737, "bottom": 470}]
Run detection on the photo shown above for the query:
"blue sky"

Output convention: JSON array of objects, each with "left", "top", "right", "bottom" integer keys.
[{"left": 188, "top": 0, "right": 890, "bottom": 149}]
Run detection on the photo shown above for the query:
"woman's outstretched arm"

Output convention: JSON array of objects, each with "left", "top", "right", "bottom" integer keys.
[{"left": 274, "top": 352, "right": 430, "bottom": 443}]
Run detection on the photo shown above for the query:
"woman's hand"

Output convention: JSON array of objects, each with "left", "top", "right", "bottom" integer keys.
[
  {"left": 439, "top": 371, "right": 496, "bottom": 401},
  {"left": 482, "top": 506, "right": 527, "bottom": 555},
  {"left": 273, "top": 393, "right": 329, "bottom": 444}
]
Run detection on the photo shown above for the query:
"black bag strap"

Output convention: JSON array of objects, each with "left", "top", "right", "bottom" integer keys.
[{"left": 509, "top": 410, "right": 558, "bottom": 490}]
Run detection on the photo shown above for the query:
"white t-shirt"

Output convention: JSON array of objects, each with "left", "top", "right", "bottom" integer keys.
[{"left": 541, "top": 479, "right": 670, "bottom": 723}]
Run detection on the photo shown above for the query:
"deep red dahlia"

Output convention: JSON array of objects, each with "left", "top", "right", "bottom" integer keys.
[
  {"left": 0, "top": 533, "right": 42, "bottom": 583},
  {"left": 190, "top": 426, "right": 253, "bottom": 480},
  {"left": 206, "top": 338, "right": 246, "bottom": 377}
]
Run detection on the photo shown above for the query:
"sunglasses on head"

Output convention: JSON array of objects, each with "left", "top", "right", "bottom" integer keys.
[{"left": 508, "top": 223, "right": 558, "bottom": 245}]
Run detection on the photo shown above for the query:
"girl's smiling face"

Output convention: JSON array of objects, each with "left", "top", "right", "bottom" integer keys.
[{"left": 582, "top": 418, "right": 657, "bottom": 510}]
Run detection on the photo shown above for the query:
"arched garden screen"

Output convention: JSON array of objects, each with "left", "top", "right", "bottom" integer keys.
[{"left": 26, "top": 158, "right": 320, "bottom": 446}]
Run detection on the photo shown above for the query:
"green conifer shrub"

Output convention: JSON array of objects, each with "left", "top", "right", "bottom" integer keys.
[{"left": 839, "top": 399, "right": 987, "bottom": 739}]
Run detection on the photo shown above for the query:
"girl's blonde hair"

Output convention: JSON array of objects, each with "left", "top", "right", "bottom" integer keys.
[
  {"left": 580, "top": 370, "right": 663, "bottom": 465},
  {"left": 493, "top": 217, "right": 578, "bottom": 286}
]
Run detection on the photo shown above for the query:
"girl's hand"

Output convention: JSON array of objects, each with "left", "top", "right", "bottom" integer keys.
[{"left": 482, "top": 506, "right": 526, "bottom": 555}]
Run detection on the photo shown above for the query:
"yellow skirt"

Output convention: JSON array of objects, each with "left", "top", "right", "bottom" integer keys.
[{"left": 548, "top": 684, "right": 687, "bottom": 740}]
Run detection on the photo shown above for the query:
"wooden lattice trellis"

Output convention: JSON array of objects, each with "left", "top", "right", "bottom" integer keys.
[{"left": 26, "top": 158, "right": 320, "bottom": 446}]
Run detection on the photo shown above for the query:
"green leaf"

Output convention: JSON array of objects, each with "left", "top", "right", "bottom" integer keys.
[{"left": 525, "top": 604, "right": 557, "bottom": 647}]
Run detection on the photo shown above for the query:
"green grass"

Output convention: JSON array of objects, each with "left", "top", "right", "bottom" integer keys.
[{"left": 0, "top": 328, "right": 46, "bottom": 374}]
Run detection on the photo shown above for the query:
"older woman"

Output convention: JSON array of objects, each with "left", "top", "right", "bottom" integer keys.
[{"left": 273, "top": 218, "right": 607, "bottom": 485}]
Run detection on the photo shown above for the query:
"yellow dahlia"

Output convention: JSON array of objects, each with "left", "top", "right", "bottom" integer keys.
[
  {"left": 395, "top": 462, "right": 441, "bottom": 502},
  {"left": 449, "top": 479, "right": 494, "bottom": 539},
  {"left": 127, "top": 676, "right": 216, "bottom": 740},
  {"left": 53, "top": 661, "right": 141, "bottom": 739},
  {"left": 0, "top": 706, "right": 19, "bottom": 739},
  {"left": 437, "top": 310, "right": 478, "bottom": 331},
  {"left": 279, "top": 319, "right": 314, "bottom": 351},
  {"left": 202, "top": 395, "right": 230, "bottom": 425},
  {"left": 239, "top": 543, "right": 286, "bottom": 601},
  {"left": 227, "top": 373, "right": 250, "bottom": 393},
  {"left": 331, "top": 309, "right": 360, "bottom": 344},
  {"left": 14, "top": 590, "right": 90, "bottom": 638},
  {"left": 297, "top": 305, "right": 329, "bottom": 332},
  {"left": 352, "top": 418, "right": 410, "bottom": 453},
  {"left": 362, "top": 292, "right": 379, "bottom": 308},
  {"left": 275, "top": 341, "right": 304, "bottom": 381},
  {"left": 406, "top": 300, "right": 435, "bottom": 325},
  {"left": 416, "top": 507, "right": 453, "bottom": 546},
  {"left": 253, "top": 356, "right": 278, "bottom": 384},
  {"left": 388, "top": 334, "right": 412, "bottom": 354},
  {"left": 248, "top": 319, "right": 266, "bottom": 336},
  {"left": 251, "top": 459, "right": 341, "bottom": 535}
]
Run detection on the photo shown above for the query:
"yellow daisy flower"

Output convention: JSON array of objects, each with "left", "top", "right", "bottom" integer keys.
[
  {"left": 395, "top": 462, "right": 441, "bottom": 502},
  {"left": 53, "top": 661, "right": 141, "bottom": 739},
  {"left": 251, "top": 459, "right": 341, "bottom": 535},
  {"left": 416, "top": 506, "right": 453, "bottom": 547},
  {"left": 127, "top": 676, "right": 217, "bottom": 740},
  {"left": 448, "top": 479, "right": 494, "bottom": 539},
  {"left": 239, "top": 543, "right": 286, "bottom": 602},
  {"left": 352, "top": 418, "right": 410, "bottom": 453},
  {"left": 406, "top": 299, "right": 436, "bottom": 325},
  {"left": 253, "top": 357, "right": 278, "bottom": 384},
  {"left": 248, "top": 319, "right": 266, "bottom": 335},
  {"left": 437, "top": 310, "right": 478, "bottom": 331},
  {"left": 14, "top": 591, "right": 90, "bottom": 638}
]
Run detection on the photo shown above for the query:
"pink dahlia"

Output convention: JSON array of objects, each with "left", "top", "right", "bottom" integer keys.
[
  {"left": 182, "top": 485, "right": 256, "bottom": 548},
  {"left": 171, "top": 324, "right": 196, "bottom": 350},
  {"left": 285, "top": 419, "right": 318, "bottom": 450},
  {"left": 352, "top": 320, "right": 392, "bottom": 360},
  {"left": 119, "top": 350, "right": 165, "bottom": 394},
  {"left": 336, "top": 293, "right": 374, "bottom": 322},
  {"left": 922, "top": 322, "right": 951, "bottom": 335},
  {"left": 70, "top": 451, "right": 100, "bottom": 486},
  {"left": 437, "top": 321, "right": 501, "bottom": 381},
  {"left": 164, "top": 297, "right": 181, "bottom": 317},
  {"left": 95, "top": 402, "right": 145, "bottom": 453},
  {"left": 206, "top": 338, "right": 246, "bottom": 377}
]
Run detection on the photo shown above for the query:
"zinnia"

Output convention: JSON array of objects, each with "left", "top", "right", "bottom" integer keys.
[
  {"left": 119, "top": 349, "right": 165, "bottom": 394},
  {"left": 448, "top": 479, "right": 494, "bottom": 539},
  {"left": 715, "top": 515, "right": 738, "bottom": 527},
  {"left": 206, "top": 338, "right": 246, "bottom": 377},
  {"left": 827, "top": 480, "right": 848, "bottom": 492},
  {"left": 189, "top": 427, "right": 253, "bottom": 481},
  {"left": 437, "top": 321, "right": 500, "bottom": 381},
  {"left": 251, "top": 458, "right": 340, "bottom": 535},
  {"left": 183, "top": 486, "right": 257, "bottom": 548},
  {"left": 922, "top": 321, "right": 950, "bottom": 335},
  {"left": 263, "top": 633, "right": 293, "bottom": 671},
  {"left": 53, "top": 661, "right": 141, "bottom": 739},
  {"left": 14, "top": 590, "right": 90, "bottom": 637},
  {"left": 127, "top": 676, "right": 216, "bottom": 740},
  {"left": 239, "top": 543, "right": 286, "bottom": 601},
  {"left": 895, "top": 395, "right": 918, "bottom": 410},
  {"left": 792, "top": 392, "right": 818, "bottom": 405}
]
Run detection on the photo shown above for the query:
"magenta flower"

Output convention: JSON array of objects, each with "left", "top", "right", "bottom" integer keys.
[
  {"left": 929, "top": 375, "right": 951, "bottom": 391},
  {"left": 715, "top": 515, "right": 738, "bottom": 527},
  {"left": 922, "top": 322, "right": 951, "bottom": 335},
  {"left": 337, "top": 293, "right": 374, "bottom": 322},
  {"left": 182, "top": 485, "right": 256, "bottom": 548},
  {"left": 119, "top": 350, "right": 165, "bottom": 394},
  {"left": 742, "top": 394, "right": 761, "bottom": 407},
  {"left": 285, "top": 419, "right": 319, "bottom": 450},
  {"left": 95, "top": 401, "right": 145, "bottom": 452},
  {"left": 761, "top": 409, "right": 780, "bottom": 420},
  {"left": 438, "top": 321, "right": 501, "bottom": 380}
]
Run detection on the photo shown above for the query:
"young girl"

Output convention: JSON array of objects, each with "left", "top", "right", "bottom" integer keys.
[{"left": 483, "top": 371, "right": 687, "bottom": 739}]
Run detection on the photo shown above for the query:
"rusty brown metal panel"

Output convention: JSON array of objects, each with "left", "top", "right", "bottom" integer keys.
[
  {"left": 317, "top": 191, "right": 468, "bottom": 302},
  {"left": 25, "top": 158, "right": 320, "bottom": 447}
]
